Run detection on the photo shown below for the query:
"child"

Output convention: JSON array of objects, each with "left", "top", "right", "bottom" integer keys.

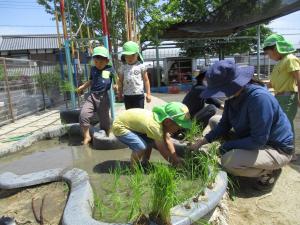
[
  {"left": 118, "top": 41, "right": 151, "bottom": 109},
  {"left": 112, "top": 102, "right": 192, "bottom": 167},
  {"left": 77, "top": 46, "right": 116, "bottom": 145}
]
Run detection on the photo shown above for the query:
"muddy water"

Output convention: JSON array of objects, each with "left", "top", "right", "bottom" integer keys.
[{"left": 0, "top": 135, "right": 165, "bottom": 196}]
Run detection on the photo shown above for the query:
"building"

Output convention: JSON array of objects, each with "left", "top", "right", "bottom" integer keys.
[{"left": 0, "top": 34, "right": 63, "bottom": 62}]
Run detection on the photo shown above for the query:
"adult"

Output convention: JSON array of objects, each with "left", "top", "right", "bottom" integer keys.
[
  {"left": 191, "top": 60, "right": 294, "bottom": 191},
  {"left": 182, "top": 67, "right": 222, "bottom": 127}
]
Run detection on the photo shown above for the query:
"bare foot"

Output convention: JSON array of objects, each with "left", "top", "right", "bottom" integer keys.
[{"left": 83, "top": 136, "right": 92, "bottom": 145}]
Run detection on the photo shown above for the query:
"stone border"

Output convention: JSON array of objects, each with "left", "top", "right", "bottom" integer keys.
[
  {"left": 0, "top": 124, "right": 73, "bottom": 158},
  {"left": 0, "top": 168, "right": 227, "bottom": 225}
]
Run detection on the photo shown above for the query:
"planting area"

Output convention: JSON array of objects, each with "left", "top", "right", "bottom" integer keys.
[{"left": 0, "top": 134, "right": 220, "bottom": 225}]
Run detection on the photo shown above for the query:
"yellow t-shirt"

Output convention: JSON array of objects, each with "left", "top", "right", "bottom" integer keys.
[
  {"left": 112, "top": 108, "right": 164, "bottom": 141},
  {"left": 270, "top": 54, "right": 300, "bottom": 93}
]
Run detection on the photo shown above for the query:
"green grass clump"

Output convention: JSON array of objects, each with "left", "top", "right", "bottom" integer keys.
[
  {"left": 128, "top": 164, "right": 147, "bottom": 222},
  {"left": 184, "top": 119, "right": 204, "bottom": 143},
  {"left": 150, "top": 163, "right": 178, "bottom": 225},
  {"left": 180, "top": 142, "right": 219, "bottom": 186}
]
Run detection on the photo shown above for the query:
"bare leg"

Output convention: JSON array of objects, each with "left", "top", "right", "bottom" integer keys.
[
  {"left": 130, "top": 151, "right": 145, "bottom": 168},
  {"left": 82, "top": 126, "right": 92, "bottom": 145},
  {"left": 142, "top": 147, "right": 152, "bottom": 162}
]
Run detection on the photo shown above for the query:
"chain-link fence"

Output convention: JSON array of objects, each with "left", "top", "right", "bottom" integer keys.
[{"left": 0, "top": 57, "right": 67, "bottom": 126}]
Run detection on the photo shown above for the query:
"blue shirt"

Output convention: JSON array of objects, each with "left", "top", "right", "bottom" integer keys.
[
  {"left": 205, "top": 84, "right": 294, "bottom": 154},
  {"left": 89, "top": 65, "right": 115, "bottom": 93}
]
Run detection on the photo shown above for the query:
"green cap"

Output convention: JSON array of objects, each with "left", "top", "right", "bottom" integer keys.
[
  {"left": 92, "top": 46, "right": 110, "bottom": 58},
  {"left": 263, "top": 34, "right": 295, "bottom": 54},
  {"left": 153, "top": 102, "right": 192, "bottom": 129},
  {"left": 121, "top": 41, "right": 144, "bottom": 62}
]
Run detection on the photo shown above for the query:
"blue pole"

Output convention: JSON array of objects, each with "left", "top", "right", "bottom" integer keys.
[
  {"left": 64, "top": 39, "right": 76, "bottom": 109},
  {"left": 100, "top": 0, "right": 115, "bottom": 120},
  {"left": 83, "top": 51, "right": 89, "bottom": 81}
]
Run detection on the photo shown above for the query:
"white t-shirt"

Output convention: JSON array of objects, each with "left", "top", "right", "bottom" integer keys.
[{"left": 120, "top": 62, "right": 146, "bottom": 96}]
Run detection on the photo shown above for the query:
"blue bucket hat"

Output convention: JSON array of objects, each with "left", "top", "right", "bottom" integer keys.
[{"left": 201, "top": 60, "right": 254, "bottom": 98}]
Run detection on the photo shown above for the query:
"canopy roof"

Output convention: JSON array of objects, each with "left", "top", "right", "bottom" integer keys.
[{"left": 161, "top": 0, "right": 300, "bottom": 40}]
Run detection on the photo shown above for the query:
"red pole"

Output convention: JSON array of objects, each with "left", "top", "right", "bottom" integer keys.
[{"left": 100, "top": 0, "right": 108, "bottom": 36}]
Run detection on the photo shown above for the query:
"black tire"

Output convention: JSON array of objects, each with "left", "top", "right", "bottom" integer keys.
[
  {"left": 60, "top": 109, "right": 99, "bottom": 125},
  {"left": 67, "top": 124, "right": 98, "bottom": 137},
  {"left": 60, "top": 109, "right": 80, "bottom": 124},
  {"left": 93, "top": 130, "right": 127, "bottom": 150}
]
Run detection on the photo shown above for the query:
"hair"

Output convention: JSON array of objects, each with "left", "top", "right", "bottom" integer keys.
[
  {"left": 121, "top": 54, "right": 142, "bottom": 63},
  {"left": 195, "top": 71, "right": 206, "bottom": 85},
  {"left": 263, "top": 45, "right": 276, "bottom": 51}
]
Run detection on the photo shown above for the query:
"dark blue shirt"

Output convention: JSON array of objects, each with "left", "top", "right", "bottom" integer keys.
[
  {"left": 89, "top": 65, "right": 115, "bottom": 93},
  {"left": 205, "top": 84, "right": 294, "bottom": 154}
]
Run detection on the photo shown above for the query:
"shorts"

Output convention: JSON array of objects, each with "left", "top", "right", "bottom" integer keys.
[{"left": 116, "top": 131, "right": 154, "bottom": 152}]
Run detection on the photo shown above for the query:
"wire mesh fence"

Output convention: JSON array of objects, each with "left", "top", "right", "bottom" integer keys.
[{"left": 0, "top": 57, "right": 68, "bottom": 127}]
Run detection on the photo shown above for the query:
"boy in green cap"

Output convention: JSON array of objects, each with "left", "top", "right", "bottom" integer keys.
[
  {"left": 77, "top": 46, "right": 116, "bottom": 144},
  {"left": 118, "top": 41, "right": 152, "bottom": 109},
  {"left": 263, "top": 34, "right": 300, "bottom": 160},
  {"left": 112, "top": 102, "right": 191, "bottom": 167}
]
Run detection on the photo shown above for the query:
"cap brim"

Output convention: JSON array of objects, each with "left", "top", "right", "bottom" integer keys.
[
  {"left": 121, "top": 51, "right": 136, "bottom": 55},
  {"left": 177, "top": 119, "right": 192, "bottom": 129},
  {"left": 201, "top": 66, "right": 253, "bottom": 98},
  {"left": 92, "top": 53, "right": 109, "bottom": 58}
]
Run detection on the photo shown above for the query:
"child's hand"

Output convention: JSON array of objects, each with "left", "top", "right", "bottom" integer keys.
[
  {"left": 146, "top": 94, "right": 152, "bottom": 103},
  {"left": 76, "top": 87, "right": 83, "bottom": 95}
]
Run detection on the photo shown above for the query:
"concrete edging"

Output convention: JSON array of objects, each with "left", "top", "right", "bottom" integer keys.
[{"left": 0, "top": 168, "right": 227, "bottom": 225}]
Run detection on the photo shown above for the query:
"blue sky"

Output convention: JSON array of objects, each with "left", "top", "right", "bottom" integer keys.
[{"left": 0, "top": 0, "right": 299, "bottom": 48}]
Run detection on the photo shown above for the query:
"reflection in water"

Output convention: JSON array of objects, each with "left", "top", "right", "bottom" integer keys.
[{"left": 0, "top": 135, "right": 164, "bottom": 196}]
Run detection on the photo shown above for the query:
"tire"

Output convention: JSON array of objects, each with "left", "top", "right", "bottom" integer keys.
[
  {"left": 60, "top": 109, "right": 80, "bottom": 124},
  {"left": 60, "top": 109, "right": 99, "bottom": 125},
  {"left": 93, "top": 130, "right": 127, "bottom": 150}
]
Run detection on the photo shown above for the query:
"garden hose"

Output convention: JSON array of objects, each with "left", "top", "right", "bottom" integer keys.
[{"left": 0, "top": 133, "right": 33, "bottom": 143}]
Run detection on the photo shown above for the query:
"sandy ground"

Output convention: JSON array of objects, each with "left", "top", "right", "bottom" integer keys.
[{"left": 0, "top": 182, "right": 68, "bottom": 225}]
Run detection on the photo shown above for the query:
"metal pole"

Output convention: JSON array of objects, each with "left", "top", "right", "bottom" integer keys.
[
  {"left": 2, "top": 58, "right": 15, "bottom": 122},
  {"left": 65, "top": 40, "right": 76, "bottom": 109},
  {"left": 100, "top": 0, "right": 115, "bottom": 120},
  {"left": 257, "top": 24, "right": 261, "bottom": 79},
  {"left": 54, "top": 0, "right": 65, "bottom": 81},
  {"left": 156, "top": 42, "right": 161, "bottom": 87},
  {"left": 60, "top": 0, "right": 76, "bottom": 109},
  {"left": 37, "top": 62, "right": 46, "bottom": 110}
]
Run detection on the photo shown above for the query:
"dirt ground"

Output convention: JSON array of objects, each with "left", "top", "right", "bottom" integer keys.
[{"left": 0, "top": 182, "right": 68, "bottom": 225}]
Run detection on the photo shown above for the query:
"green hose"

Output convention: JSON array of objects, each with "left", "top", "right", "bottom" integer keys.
[{"left": 0, "top": 133, "right": 33, "bottom": 143}]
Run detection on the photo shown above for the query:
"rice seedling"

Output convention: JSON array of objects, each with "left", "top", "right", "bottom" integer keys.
[
  {"left": 149, "top": 163, "right": 178, "bottom": 225},
  {"left": 184, "top": 119, "right": 204, "bottom": 144},
  {"left": 128, "top": 163, "right": 147, "bottom": 223}
]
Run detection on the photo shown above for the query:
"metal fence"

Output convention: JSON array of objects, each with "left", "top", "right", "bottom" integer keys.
[{"left": 0, "top": 57, "right": 68, "bottom": 127}]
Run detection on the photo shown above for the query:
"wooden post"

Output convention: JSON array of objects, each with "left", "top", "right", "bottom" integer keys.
[
  {"left": 125, "top": 0, "right": 130, "bottom": 41},
  {"left": 2, "top": 58, "right": 15, "bottom": 122}
]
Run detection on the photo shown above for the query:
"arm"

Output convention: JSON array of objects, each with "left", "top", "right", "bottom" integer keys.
[
  {"left": 143, "top": 71, "right": 151, "bottom": 103},
  {"left": 291, "top": 70, "right": 300, "bottom": 107},
  {"left": 206, "top": 97, "right": 222, "bottom": 108},
  {"left": 77, "top": 80, "right": 91, "bottom": 94},
  {"left": 155, "top": 133, "right": 182, "bottom": 166},
  {"left": 222, "top": 95, "right": 274, "bottom": 151},
  {"left": 204, "top": 104, "right": 232, "bottom": 142},
  {"left": 117, "top": 73, "right": 124, "bottom": 100}
]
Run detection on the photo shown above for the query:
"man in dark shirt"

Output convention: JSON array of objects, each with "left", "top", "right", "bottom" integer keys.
[{"left": 78, "top": 46, "right": 116, "bottom": 144}]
